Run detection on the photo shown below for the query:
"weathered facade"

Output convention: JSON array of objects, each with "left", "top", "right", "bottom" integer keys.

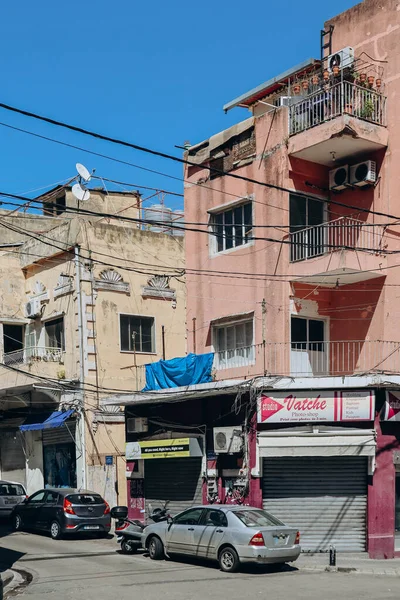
[
  {"left": 104, "top": 0, "right": 400, "bottom": 559},
  {"left": 0, "top": 186, "right": 186, "bottom": 507}
]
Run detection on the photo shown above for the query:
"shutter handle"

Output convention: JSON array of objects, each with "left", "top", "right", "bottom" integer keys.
[
  {"left": 188, "top": 527, "right": 195, "bottom": 531},
  {"left": 216, "top": 529, "right": 223, "bottom": 533}
]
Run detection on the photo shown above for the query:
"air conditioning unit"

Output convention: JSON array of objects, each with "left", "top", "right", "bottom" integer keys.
[
  {"left": 349, "top": 160, "right": 377, "bottom": 187},
  {"left": 213, "top": 427, "right": 243, "bottom": 454},
  {"left": 127, "top": 417, "right": 148, "bottom": 433},
  {"left": 327, "top": 47, "right": 355, "bottom": 73},
  {"left": 276, "top": 96, "right": 295, "bottom": 107},
  {"left": 25, "top": 299, "right": 42, "bottom": 319},
  {"left": 329, "top": 165, "right": 349, "bottom": 190}
]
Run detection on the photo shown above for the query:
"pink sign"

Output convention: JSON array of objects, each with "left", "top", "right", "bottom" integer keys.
[
  {"left": 257, "top": 390, "right": 374, "bottom": 423},
  {"left": 382, "top": 391, "right": 400, "bottom": 421}
]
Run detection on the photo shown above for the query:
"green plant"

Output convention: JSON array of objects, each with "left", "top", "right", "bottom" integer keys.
[{"left": 359, "top": 98, "right": 375, "bottom": 119}]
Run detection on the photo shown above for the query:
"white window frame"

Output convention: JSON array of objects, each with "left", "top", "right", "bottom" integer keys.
[
  {"left": 209, "top": 199, "right": 254, "bottom": 256},
  {"left": 212, "top": 317, "right": 255, "bottom": 370},
  {"left": 119, "top": 313, "right": 156, "bottom": 354}
]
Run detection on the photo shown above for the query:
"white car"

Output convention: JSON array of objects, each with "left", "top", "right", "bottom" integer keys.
[
  {"left": 0, "top": 480, "right": 27, "bottom": 518},
  {"left": 142, "top": 505, "right": 301, "bottom": 573}
]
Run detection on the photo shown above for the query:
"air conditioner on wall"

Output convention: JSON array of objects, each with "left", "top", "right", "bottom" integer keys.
[
  {"left": 213, "top": 427, "right": 243, "bottom": 454},
  {"left": 349, "top": 160, "right": 377, "bottom": 187},
  {"left": 327, "top": 47, "right": 355, "bottom": 73},
  {"left": 329, "top": 165, "right": 349, "bottom": 191},
  {"left": 25, "top": 299, "right": 42, "bottom": 319}
]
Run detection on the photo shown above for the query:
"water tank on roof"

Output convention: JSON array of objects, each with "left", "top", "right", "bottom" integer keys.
[
  {"left": 171, "top": 211, "right": 184, "bottom": 236},
  {"left": 143, "top": 204, "right": 173, "bottom": 233}
]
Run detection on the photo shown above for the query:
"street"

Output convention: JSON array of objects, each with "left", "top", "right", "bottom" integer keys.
[{"left": 1, "top": 525, "right": 400, "bottom": 600}]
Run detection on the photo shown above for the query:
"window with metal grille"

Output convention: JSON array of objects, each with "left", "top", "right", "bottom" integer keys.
[
  {"left": 213, "top": 319, "right": 254, "bottom": 370},
  {"left": 120, "top": 314, "right": 155, "bottom": 353},
  {"left": 212, "top": 202, "right": 252, "bottom": 254}
]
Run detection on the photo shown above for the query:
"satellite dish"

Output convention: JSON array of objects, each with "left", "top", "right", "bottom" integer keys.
[
  {"left": 72, "top": 183, "right": 90, "bottom": 202},
  {"left": 76, "top": 163, "right": 92, "bottom": 182}
]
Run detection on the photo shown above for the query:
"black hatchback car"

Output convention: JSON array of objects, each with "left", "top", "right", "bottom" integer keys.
[{"left": 11, "top": 488, "right": 111, "bottom": 539}]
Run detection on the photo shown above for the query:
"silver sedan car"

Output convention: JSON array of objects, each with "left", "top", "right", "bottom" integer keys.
[{"left": 142, "top": 505, "right": 301, "bottom": 573}]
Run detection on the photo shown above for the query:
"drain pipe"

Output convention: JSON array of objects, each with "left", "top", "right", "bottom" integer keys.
[{"left": 74, "top": 245, "right": 87, "bottom": 489}]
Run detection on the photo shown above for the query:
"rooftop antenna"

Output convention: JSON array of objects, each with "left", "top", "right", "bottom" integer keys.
[
  {"left": 72, "top": 183, "right": 90, "bottom": 202},
  {"left": 76, "top": 162, "right": 94, "bottom": 182}
]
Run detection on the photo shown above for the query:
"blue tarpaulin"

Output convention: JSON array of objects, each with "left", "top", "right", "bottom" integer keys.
[
  {"left": 19, "top": 409, "right": 74, "bottom": 432},
  {"left": 142, "top": 353, "right": 214, "bottom": 391}
]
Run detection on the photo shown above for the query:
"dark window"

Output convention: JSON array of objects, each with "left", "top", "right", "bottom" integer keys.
[
  {"left": 233, "top": 509, "right": 284, "bottom": 528},
  {"left": 0, "top": 484, "right": 25, "bottom": 496},
  {"left": 66, "top": 494, "right": 103, "bottom": 505},
  {"left": 291, "top": 317, "right": 325, "bottom": 352},
  {"left": 3, "top": 324, "right": 24, "bottom": 354},
  {"left": 28, "top": 491, "right": 46, "bottom": 504},
  {"left": 290, "top": 194, "right": 325, "bottom": 261},
  {"left": 212, "top": 202, "right": 252, "bottom": 253},
  {"left": 120, "top": 315, "right": 155, "bottom": 353},
  {"left": 202, "top": 509, "right": 228, "bottom": 527},
  {"left": 173, "top": 508, "right": 204, "bottom": 525},
  {"left": 3, "top": 324, "right": 25, "bottom": 365},
  {"left": 209, "top": 156, "right": 225, "bottom": 180},
  {"left": 45, "top": 317, "right": 65, "bottom": 351},
  {"left": 45, "top": 491, "right": 59, "bottom": 504}
]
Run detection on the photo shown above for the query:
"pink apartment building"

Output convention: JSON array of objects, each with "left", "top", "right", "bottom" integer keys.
[
  {"left": 183, "top": 0, "right": 400, "bottom": 558},
  {"left": 114, "top": 0, "right": 400, "bottom": 559}
]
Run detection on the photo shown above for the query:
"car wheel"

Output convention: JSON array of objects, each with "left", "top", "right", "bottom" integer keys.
[
  {"left": 50, "top": 521, "right": 62, "bottom": 540},
  {"left": 218, "top": 546, "right": 240, "bottom": 573},
  {"left": 14, "top": 514, "right": 23, "bottom": 532},
  {"left": 148, "top": 536, "right": 164, "bottom": 560},
  {"left": 121, "top": 539, "right": 137, "bottom": 554}
]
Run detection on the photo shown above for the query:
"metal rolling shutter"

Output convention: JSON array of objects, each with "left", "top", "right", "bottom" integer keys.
[
  {"left": 262, "top": 456, "right": 367, "bottom": 552},
  {"left": 145, "top": 457, "right": 203, "bottom": 517},
  {"left": 0, "top": 432, "right": 25, "bottom": 472},
  {"left": 42, "top": 421, "right": 76, "bottom": 446}
]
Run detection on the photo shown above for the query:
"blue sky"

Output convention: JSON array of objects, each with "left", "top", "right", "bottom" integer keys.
[{"left": 0, "top": 0, "right": 357, "bottom": 212}]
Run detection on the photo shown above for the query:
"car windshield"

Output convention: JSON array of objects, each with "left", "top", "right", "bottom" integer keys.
[
  {"left": 0, "top": 484, "right": 25, "bottom": 496},
  {"left": 233, "top": 509, "right": 284, "bottom": 527},
  {"left": 66, "top": 494, "right": 103, "bottom": 505}
]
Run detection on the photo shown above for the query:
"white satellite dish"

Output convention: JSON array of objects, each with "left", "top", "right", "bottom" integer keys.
[
  {"left": 76, "top": 162, "right": 92, "bottom": 182},
  {"left": 72, "top": 183, "right": 90, "bottom": 202}
]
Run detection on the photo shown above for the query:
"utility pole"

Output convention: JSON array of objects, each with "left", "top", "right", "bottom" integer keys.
[{"left": 262, "top": 299, "right": 267, "bottom": 375}]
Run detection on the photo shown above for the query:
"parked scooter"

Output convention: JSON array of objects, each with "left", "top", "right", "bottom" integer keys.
[{"left": 111, "top": 501, "right": 170, "bottom": 554}]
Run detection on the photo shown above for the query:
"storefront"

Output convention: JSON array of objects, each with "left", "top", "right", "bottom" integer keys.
[
  {"left": 257, "top": 390, "right": 376, "bottom": 552},
  {"left": 126, "top": 436, "right": 204, "bottom": 519}
]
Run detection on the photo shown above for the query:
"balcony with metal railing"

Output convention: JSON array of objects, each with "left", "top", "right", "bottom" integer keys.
[
  {"left": 3, "top": 346, "right": 64, "bottom": 367},
  {"left": 287, "top": 80, "right": 388, "bottom": 166},
  {"left": 213, "top": 340, "right": 400, "bottom": 379},
  {"left": 288, "top": 216, "right": 386, "bottom": 287}
]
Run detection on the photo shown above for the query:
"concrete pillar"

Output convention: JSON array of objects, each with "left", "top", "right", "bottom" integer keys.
[{"left": 25, "top": 431, "right": 44, "bottom": 495}]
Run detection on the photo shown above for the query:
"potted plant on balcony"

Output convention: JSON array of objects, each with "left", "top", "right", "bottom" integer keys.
[
  {"left": 312, "top": 74, "right": 319, "bottom": 86},
  {"left": 376, "top": 78, "right": 382, "bottom": 90},
  {"left": 302, "top": 80, "right": 309, "bottom": 92},
  {"left": 368, "top": 75, "right": 375, "bottom": 87},
  {"left": 333, "top": 65, "right": 340, "bottom": 77},
  {"left": 360, "top": 72, "right": 367, "bottom": 85},
  {"left": 359, "top": 97, "right": 375, "bottom": 119}
]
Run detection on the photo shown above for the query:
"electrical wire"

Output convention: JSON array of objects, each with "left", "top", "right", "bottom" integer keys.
[{"left": 0, "top": 103, "right": 400, "bottom": 224}]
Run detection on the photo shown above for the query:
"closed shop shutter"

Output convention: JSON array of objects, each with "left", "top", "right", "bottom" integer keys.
[
  {"left": 144, "top": 457, "right": 203, "bottom": 517},
  {"left": 0, "top": 432, "right": 25, "bottom": 473},
  {"left": 42, "top": 421, "right": 76, "bottom": 446},
  {"left": 262, "top": 456, "right": 367, "bottom": 552}
]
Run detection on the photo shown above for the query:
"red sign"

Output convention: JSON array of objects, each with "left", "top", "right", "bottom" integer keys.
[
  {"left": 382, "top": 391, "right": 400, "bottom": 421},
  {"left": 257, "top": 390, "right": 374, "bottom": 423}
]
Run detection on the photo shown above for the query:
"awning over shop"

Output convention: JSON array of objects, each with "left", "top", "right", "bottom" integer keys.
[
  {"left": 258, "top": 427, "right": 376, "bottom": 458},
  {"left": 19, "top": 409, "right": 74, "bottom": 432}
]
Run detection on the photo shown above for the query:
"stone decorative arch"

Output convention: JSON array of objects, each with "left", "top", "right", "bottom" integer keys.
[{"left": 94, "top": 268, "right": 130, "bottom": 293}]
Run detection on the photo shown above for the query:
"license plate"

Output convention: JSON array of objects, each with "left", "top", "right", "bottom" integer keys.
[
  {"left": 4, "top": 499, "right": 17, "bottom": 505},
  {"left": 84, "top": 525, "right": 100, "bottom": 530},
  {"left": 273, "top": 536, "right": 288, "bottom": 546}
]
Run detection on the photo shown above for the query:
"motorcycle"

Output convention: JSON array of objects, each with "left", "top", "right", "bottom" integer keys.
[{"left": 110, "top": 500, "right": 170, "bottom": 554}]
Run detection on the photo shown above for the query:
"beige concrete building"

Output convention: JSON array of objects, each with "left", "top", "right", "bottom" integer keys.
[{"left": 0, "top": 186, "right": 186, "bottom": 507}]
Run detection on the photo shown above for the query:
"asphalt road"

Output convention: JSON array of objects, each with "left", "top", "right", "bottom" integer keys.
[{"left": 1, "top": 526, "right": 400, "bottom": 600}]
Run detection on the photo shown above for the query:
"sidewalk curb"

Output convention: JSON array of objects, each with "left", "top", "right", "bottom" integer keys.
[
  {"left": 299, "top": 565, "right": 400, "bottom": 577},
  {"left": 2, "top": 567, "right": 33, "bottom": 598}
]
